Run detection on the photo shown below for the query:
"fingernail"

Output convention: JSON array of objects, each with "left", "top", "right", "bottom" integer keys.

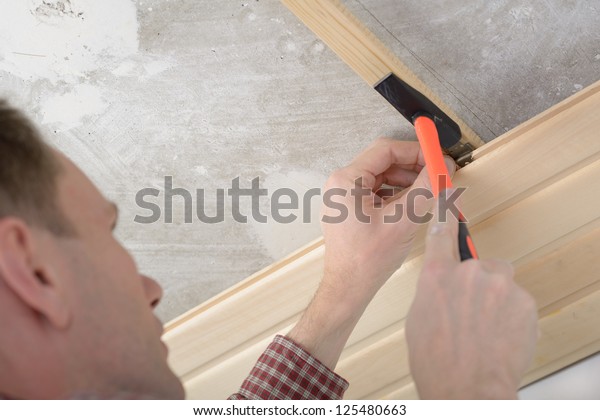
[{"left": 444, "top": 156, "right": 457, "bottom": 177}]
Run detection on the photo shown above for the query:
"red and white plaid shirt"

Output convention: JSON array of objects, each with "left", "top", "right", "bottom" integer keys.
[{"left": 229, "top": 335, "right": 349, "bottom": 400}]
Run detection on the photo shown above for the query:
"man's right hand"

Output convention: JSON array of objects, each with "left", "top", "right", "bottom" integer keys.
[{"left": 405, "top": 190, "right": 539, "bottom": 399}]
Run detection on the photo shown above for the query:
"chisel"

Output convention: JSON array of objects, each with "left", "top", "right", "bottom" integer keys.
[{"left": 374, "top": 73, "right": 478, "bottom": 260}]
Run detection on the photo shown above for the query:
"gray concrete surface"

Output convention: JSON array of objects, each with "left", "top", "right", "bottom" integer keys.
[
  {"left": 352, "top": 0, "right": 600, "bottom": 140},
  {"left": 0, "top": 0, "right": 598, "bottom": 399}
]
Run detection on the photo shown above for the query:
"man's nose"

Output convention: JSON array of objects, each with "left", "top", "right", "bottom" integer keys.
[{"left": 142, "top": 274, "right": 163, "bottom": 309}]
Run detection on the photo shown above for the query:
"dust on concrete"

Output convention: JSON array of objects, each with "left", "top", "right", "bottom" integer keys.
[{"left": 32, "top": 0, "right": 84, "bottom": 20}]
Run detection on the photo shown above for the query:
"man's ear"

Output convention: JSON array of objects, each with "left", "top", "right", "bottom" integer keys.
[{"left": 0, "top": 218, "right": 70, "bottom": 329}]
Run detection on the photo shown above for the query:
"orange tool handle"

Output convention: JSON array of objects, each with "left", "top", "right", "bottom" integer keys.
[{"left": 414, "top": 115, "right": 478, "bottom": 261}]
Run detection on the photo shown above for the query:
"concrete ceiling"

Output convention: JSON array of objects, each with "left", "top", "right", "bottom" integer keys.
[{"left": 1, "top": 0, "right": 598, "bottom": 399}]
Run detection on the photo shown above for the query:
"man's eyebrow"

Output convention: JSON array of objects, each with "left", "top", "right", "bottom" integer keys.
[{"left": 110, "top": 202, "right": 119, "bottom": 231}]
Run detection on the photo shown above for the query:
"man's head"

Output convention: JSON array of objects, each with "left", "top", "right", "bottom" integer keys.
[{"left": 0, "top": 101, "right": 184, "bottom": 399}]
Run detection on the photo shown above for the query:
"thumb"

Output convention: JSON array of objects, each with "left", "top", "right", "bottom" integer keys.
[
  {"left": 423, "top": 189, "right": 460, "bottom": 267},
  {"left": 412, "top": 154, "right": 457, "bottom": 239},
  {"left": 421, "top": 154, "right": 457, "bottom": 193},
  {"left": 444, "top": 155, "right": 457, "bottom": 179}
]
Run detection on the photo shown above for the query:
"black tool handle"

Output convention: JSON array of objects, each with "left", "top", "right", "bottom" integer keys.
[{"left": 458, "top": 215, "right": 478, "bottom": 261}]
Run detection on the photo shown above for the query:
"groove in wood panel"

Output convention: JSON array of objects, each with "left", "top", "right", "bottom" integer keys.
[
  {"left": 511, "top": 217, "right": 600, "bottom": 269},
  {"left": 363, "top": 378, "right": 413, "bottom": 400},
  {"left": 389, "top": 382, "right": 419, "bottom": 400},
  {"left": 455, "top": 114, "right": 600, "bottom": 226},
  {"left": 177, "top": 314, "right": 299, "bottom": 384},
  {"left": 467, "top": 158, "right": 600, "bottom": 261},
  {"left": 338, "top": 330, "right": 406, "bottom": 399},
  {"left": 538, "top": 281, "right": 600, "bottom": 319},
  {"left": 184, "top": 335, "right": 277, "bottom": 399},
  {"left": 524, "top": 292, "right": 600, "bottom": 385},
  {"left": 522, "top": 339, "right": 600, "bottom": 387},
  {"left": 514, "top": 222, "right": 600, "bottom": 316},
  {"left": 338, "top": 321, "right": 404, "bottom": 362}
]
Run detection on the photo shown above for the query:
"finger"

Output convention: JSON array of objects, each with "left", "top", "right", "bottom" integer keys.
[
  {"left": 345, "top": 140, "right": 425, "bottom": 189},
  {"left": 377, "top": 153, "right": 451, "bottom": 199},
  {"left": 443, "top": 156, "right": 457, "bottom": 180},
  {"left": 375, "top": 187, "right": 399, "bottom": 200},
  {"left": 428, "top": 156, "right": 458, "bottom": 193},
  {"left": 380, "top": 155, "right": 457, "bottom": 224},
  {"left": 380, "top": 186, "right": 408, "bottom": 204},
  {"left": 374, "top": 166, "right": 420, "bottom": 190},
  {"left": 393, "top": 162, "right": 425, "bottom": 172},
  {"left": 423, "top": 189, "right": 461, "bottom": 268},
  {"left": 383, "top": 166, "right": 431, "bottom": 216},
  {"left": 378, "top": 169, "right": 434, "bottom": 245}
]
